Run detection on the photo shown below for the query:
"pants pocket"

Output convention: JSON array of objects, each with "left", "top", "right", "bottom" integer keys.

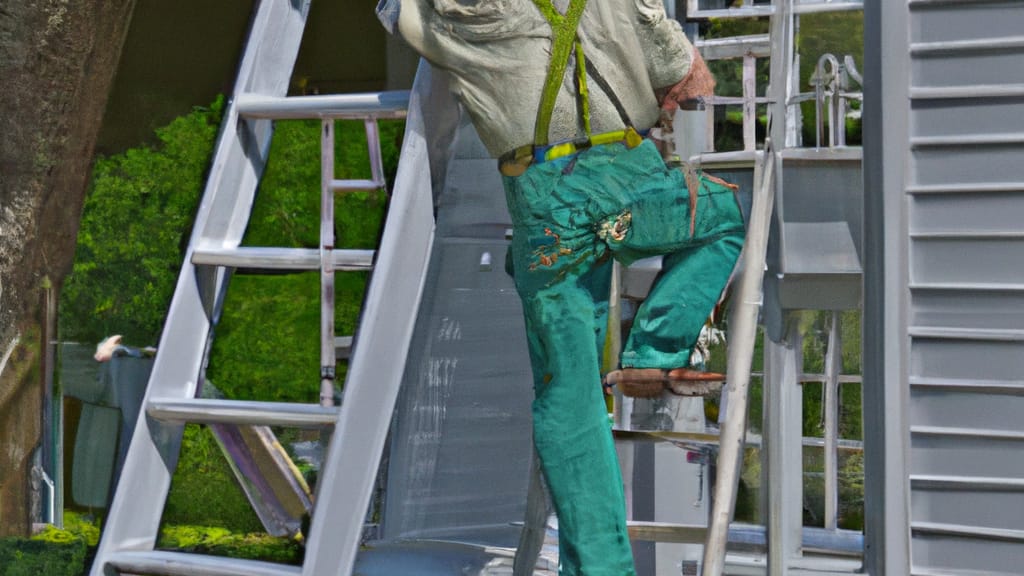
[{"left": 609, "top": 172, "right": 744, "bottom": 260}]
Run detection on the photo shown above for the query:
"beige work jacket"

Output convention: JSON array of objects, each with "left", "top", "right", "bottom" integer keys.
[{"left": 377, "top": 0, "right": 696, "bottom": 158}]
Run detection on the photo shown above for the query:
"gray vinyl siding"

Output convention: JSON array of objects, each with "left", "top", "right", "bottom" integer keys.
[{"left": 902, "top": 0, "right": 1024, "bottom": 574}]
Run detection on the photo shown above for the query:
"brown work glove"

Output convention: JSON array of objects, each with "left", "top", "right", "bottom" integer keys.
[{"left": 656, "top": 51, "right": 716, "bottom": 112}]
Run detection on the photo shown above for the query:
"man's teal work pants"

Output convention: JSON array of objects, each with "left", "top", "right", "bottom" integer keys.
[{"left": 502, "top": 139, "right": 745, "bottom": 576}]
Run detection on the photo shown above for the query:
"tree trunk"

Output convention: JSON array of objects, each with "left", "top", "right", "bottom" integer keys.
[{"left": 0, "top": 0, "right": 135, "bottom": 536}]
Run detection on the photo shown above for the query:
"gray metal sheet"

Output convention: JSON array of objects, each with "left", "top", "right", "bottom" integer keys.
[
  {"left": 910, "top": 388, "right": 1024, "bottom": 433},
  {"left": 910, "top": 238, "right": 1024, "bottom": 285},
  {"left": 781, "top": 222, "right": 861, "bottom": 274},
  {"left": 777, "top": 155, "right": 864, "bottom": 260},
  {"left": 71, "top": 404, "right": 120, "bottom": 508},
  {"left": 863, "top": 0, "right": 914, "bottom": 572},
  {"left": 910, "top": 1, "right": 1024, "bottom": 45},
  {"left": 911, "top": 51, "right": 1024, "bottom": 89},
  {"left": 910, "top": 192, "right": 1024, "bottom": 234},
  {"left": 911, "top": 98, "right": 1024, "bottom": 139},
  {"left": 911, "top": 339, "right": 1024, "bottom": 382},
  {"left": 910, "top": 435, "right": 1024, "bottom": 479},
  {"left": 909, "top": 288, "right": 1024, "bottom": 331},
  {"left": 911, "top": 532, "right": 1024, "bottom": 576},
  {"left": 382, "top": 122, "right": 535, "bottom": 547},
  {"left": 435, "top": 158, "right": 513, "bottom": 240},
  {"left": 382, "top": 257, "right": 534, "bottom": 539},
  {"left": 911, "top": 485, "right": 1024, "bottom": 533},
  {"left": 354, "top": 540, "right": 556, "bottom": 576},
  {"left": 911, "top": 144, "right": 1024, "bottom": 188},
  {"left": 900, "top": 1, "right": 1024, "bottom": 570}
]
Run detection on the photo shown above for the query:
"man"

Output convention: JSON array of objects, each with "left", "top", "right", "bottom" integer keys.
[{"left": 377, "top": 1, "right": 745, "bottom": 574}]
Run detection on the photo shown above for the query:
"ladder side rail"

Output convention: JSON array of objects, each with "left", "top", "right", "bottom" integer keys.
[
  {"left": 235, "top": 91, "right": 410, "bottom": 120},
  {"left": 301, "top": 64, "right": 437, "bottom": 576},
  {"left": 318, "top": 117, "right": 387, "bottom": 407},
  {"left": 685, "top": 0, "right": 862, "bottom": 19},
  {"left": 365, "top": 118, "right": 386, "bottom": 188},
  {"left": 823, "top": 310, "right": 843, "bottom": 531},
  {"left": 320, "top": 120, "right": 337, "bottom": 406},
  {"left": 743, "top": 53, "right": 758, "bottom": 151},
  {"left": 90, "top": 1, "right": 311, "bottom": 571},
  {"left": 702, "top": 147, "right": 776, "bottom": 576}
]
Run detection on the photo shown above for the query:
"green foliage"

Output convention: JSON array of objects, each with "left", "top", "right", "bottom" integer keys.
[
  {"left": 61, "top": 511, "right": 102, "bottom": 547},
  {"left": 800, "top": 310, "right": 863, "bottom": 440},
  {"left": 61, "top": 100, "right": 404, "bottom": 533},
  {"left": 703, "top": 18, "right": 771, "bottom": 151},
  {"left": 703, "top": 13, "right": 865, "bottom": 149},
  {"left": 0, "top": 530, "right": 87, "bottom": 576},
  {"left": 838, "top": 451, "right": 865, "bottom": 529},
  {"left": 796, "top": 12, "right": 864, "bottom": 145},
  {"left": 158, "top": 524, "right": 303, "bottom": 564},
  {"left": 163, "top": 425, "right": 263, "bottom": 532},
  {"left": 243, "top": 119, "right": 399, "bottom": 249},
  {"left": 206, "top": 119, "right": 400, "bottom": 403},
  {"left": 60, "top": 97, "right": 224, "bottom": 345}
]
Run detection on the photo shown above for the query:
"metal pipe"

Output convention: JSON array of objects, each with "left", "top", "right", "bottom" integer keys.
[
  {"left": 696, "top": 35, "right": 772, "bottom": 60},
  {"left": 824, "top": 311, "right": 842, "bottom": 531},
  {"left": 365, "top": 118, "right": 385, "bottom": 188},
  {"left": 743, "top": 54, "right": 758, "bottom": 151},
  {"left": 236, "top": 91, "right": 410, "bottom": 120},
  {"left": 702, "top": 146, "right": 775, "bottom": 576},
  {"left": 40, "top": 469, "right": 56, "bottom": 525},
  {"left": 320, "top": 119, "right": 337, "bottom": 407}
]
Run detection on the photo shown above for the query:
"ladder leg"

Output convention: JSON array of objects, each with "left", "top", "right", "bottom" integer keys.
[
  {"left": 702, "top": 148, "right": 775, "bottom": 576},
  {"left": 514, "top": 449, "right": 549, "bottom": 576}
]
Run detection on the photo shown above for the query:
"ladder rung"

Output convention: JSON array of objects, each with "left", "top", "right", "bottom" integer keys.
[
  {"left": 191, "top": 247, "right": 374, "bottom": 271},
  {"left": 687, "top": 6, "right": 775, "bottom": 19},
  {"left": 105, "top": 550, "right": 301, "bottom": 576},
  {"left": 708, "top": 95, "right": 772, "bottom": 106},
  {"left": 696, "top": 34, "right": 771, "bottom": 60},
  {"left": 330, "top": 178, "right": 386, "bottom": 191},
  {"left": 628, "top": 521, "right": 707, "bottom": 543},
  {"left": 235, "top": 91, "right": 409, "bottom": 120},
  {"left": 147, "top": 398, "right": 338, "bottom": 428}
]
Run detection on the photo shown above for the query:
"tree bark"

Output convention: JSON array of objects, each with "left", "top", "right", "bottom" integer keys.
[{"left": 0, "top": 0, "right": 135, "bottom": 536}]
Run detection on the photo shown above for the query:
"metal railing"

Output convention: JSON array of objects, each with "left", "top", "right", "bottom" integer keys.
[{"left": 686, "top": 0, "right": 863, "bottom": 19}]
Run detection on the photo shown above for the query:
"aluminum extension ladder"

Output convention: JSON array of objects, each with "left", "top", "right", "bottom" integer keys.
[{"left": 88, "top": 1, "right": 434, "bottom": 574}]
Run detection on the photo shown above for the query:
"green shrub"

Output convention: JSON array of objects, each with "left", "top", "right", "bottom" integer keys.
[
  {"left": 61, "top": 511, "right": 101, "bottom": 547},
  {"left": 163, "top": 425, "right": 263, "bottom": 532},
  {"left": 206, "top": 118, "right": 401, "bottom": 403},
  {"left": 62, "top": 100, "right": 403, "bottom": 534},
  {"left": 158, "top": 524, "right": 302, "bottom": 564},
  {"left": 0, "top": 529, "right": 87, "bottom": 576},
  {"left": 61, "top": 98, "right": 224, "bottom": 345}
]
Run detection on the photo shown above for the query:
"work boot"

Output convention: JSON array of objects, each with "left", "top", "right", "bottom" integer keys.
[{"left": 603, "top": 368, "right": 726, "bottom": 398}]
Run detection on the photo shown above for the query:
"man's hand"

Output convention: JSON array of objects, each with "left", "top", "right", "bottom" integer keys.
[{"left": 656, "top": 51, "right": 716, "bottom": 112}]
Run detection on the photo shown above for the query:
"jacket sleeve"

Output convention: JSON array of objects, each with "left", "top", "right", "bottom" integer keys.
[
  {"left": 375, "top": 0, "right": 452, "bottom": 67},
  {"left": 632, "top": 0, "right": 696, "bottom": 90},
  {"left": 376, "top": 0, "right": 401, "bottom": 34}
]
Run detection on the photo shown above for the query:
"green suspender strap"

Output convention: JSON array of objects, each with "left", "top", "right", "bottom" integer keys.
[
  {"left": 500, "top": 0, "right": 641, "bottom": 175},
  {"left": 530, "top": 0, "right": 590, "bottom": 146}
]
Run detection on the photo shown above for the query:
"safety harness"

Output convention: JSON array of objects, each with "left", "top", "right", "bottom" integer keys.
[{"left": 498, "top": 0, "right": 644, "bottom": 176}]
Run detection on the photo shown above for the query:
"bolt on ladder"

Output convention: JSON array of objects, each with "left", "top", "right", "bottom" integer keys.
[{"left": 88, "top": 0, "right": 433, "bottom": 574}]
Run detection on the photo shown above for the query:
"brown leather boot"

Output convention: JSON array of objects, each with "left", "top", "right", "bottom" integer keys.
[{"left": 604, "top": 368, "right": 726, "bottom": 398}]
